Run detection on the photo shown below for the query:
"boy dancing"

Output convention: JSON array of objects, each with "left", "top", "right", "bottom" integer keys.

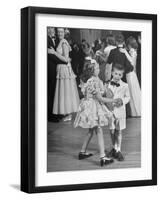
[{"left": 96, "top": 63, "right": 130, "bottom": 161}]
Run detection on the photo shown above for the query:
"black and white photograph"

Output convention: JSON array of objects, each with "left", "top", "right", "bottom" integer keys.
[
  {"left": 47, "top": 27, "right": 141, "bottom": 172},
  {"left": 21, "top": 6, "right": 157, "bottom": 193}
]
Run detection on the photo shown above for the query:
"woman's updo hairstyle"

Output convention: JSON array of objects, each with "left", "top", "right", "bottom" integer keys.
[{"left": 126, "top": 36, "right": 138, "bottom": 50}]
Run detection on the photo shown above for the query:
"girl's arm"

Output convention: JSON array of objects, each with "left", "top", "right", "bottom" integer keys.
[
  {"left": 95, "top": 92, "right": 113, "bottom": 103},
  {"left": 122, "top": 85, "right": 130, "bottom": 105},
  {"left": 96, "top": 52, "right": 108, "bottom": 62},
  {"left": 51, "top": 42, "right": 69, "bottom": 63},
  {"left": 129, "top": 48, "right": 137, "bottom": 68},
  {"left": 119, "top": 48, "right": 135, "bottom": 66}
]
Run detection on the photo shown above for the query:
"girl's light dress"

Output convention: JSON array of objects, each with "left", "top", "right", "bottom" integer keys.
[
  {"left": 74, "top": 76, "right": 113, "bottom": 128},
  {"left": 53, "top": 39, "right": 80, "bottom": 115}
]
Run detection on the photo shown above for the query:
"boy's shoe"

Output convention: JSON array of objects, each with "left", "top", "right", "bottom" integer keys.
[
  {"left": 108, "top": 148, "right": 117, "bottom": 158},
  {"left": 116, "top": 151, "right": 124, "bottom": 161},
  {"left": 78, "top": 152, "right": 93, "bottom": 160}
]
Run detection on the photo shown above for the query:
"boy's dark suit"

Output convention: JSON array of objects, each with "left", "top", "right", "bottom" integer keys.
[
  {"left": 47, "top": 36, "right": 67, "bottom": 121},
  {"left": 107, "top": 47, "right": 133, "bottom": 81}
]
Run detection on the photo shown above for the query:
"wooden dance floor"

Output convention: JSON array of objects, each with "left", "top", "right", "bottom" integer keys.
[{"left": 47, "top": 118, "right": 141, "bottom": 172}]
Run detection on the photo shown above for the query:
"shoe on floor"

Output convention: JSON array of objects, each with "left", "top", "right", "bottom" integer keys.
[
  {"left": 62, "top": 114, "right": 72, "bottom": 122},
  {"left": 107, "top": 148, "right": 117, "bottom": 158},
  {"left": 78, "top": 152, "right": 93, "bottom": 160},
  {"left": 116, "top": 151, "right": 124, "bottom": 161},
  {"left": 100, "top": 156, "right": 114, "bottom": 166}
]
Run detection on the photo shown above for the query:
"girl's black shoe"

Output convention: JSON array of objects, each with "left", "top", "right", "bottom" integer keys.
[
  {"left": 78, "top": 152, "right": 93, "bottom": 160},
  {"left": 100, "top": 156, "right": 114, "bottom": 167}
]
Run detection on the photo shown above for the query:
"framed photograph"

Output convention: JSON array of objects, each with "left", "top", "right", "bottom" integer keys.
[{"left": 21, "top": 6, "right": 157, "bottom": 193}]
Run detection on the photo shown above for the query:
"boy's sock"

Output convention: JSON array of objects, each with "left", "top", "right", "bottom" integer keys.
[
  {"left": 114, "top": 143, "right": 118, "bottom": 152},
  {"left": 117, "top": 146, "right": 121, "bottom": 152}
]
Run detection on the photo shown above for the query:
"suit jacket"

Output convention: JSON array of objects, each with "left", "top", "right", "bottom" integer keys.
[
  {"left": 47, "top": 36, "right": 68, "bottom": 118},
  {"left": 108, "top": 47, "right": 133, "bottom": 74},
  {"left": 47, "top": 36, "right": 67, "bottom": 65},
  {"left": 107, "top": 80, "right": 130, "bottom": 119}
]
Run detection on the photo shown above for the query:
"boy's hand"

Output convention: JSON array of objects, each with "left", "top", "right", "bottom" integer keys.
[
  {"left": 48, "top": 47, "right": 56, "bottom": 54},
  {"left": 114, "top": 98, "right": 123, "bottom": 107}
]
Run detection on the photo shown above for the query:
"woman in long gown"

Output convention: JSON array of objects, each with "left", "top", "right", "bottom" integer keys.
[
  {"left": 49, "top": 28, "right": 80, "bottom": 121},
  {"left": 94, "top": 38, "right": 109, "bottom": 82},
  {"left": 104, "top": 35, "right": 116, "bottom": 81},
  {"left": 119, "top": 36, "right": 141, "bottom": 117}
]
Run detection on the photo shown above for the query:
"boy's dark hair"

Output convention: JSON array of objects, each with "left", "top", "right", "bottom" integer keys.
[
  {"left": 112, "top": 63, "right": 125, "bottom": 72},
  {"left": 115, "top": 33, "right": 124, "bottom": 44}
]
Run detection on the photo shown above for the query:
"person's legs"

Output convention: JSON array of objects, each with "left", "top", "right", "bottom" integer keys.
[
  {"left": 110, "top": 129, "right": 115, "bottom": 148},
  {"left": 78, "top": 128, "right": 94, "bottom": 160},
  {"left": 80, "top": 128, "right": 94, "bottom": 153},
  {"left": 96, "top": 127, "right": 106, "bottom": 158},
  {"left": 108, "top": 129, "right": 117, "bottom": 157},
  {"left": 96, "top": 126, "right": 114, "bottom": 166},
  {"left": 115, "top": 130, "right": 124, "bottom": 161},
  {"left": 116, "top": 130, "right": 122, "bottom": 152}
]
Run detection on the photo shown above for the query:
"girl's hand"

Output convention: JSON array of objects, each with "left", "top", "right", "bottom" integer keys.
[
  {"left": 68, "top": 57, "right": 71, "bottom": 63},
  {"left": 119, "top": 48, "right": 128, "bottom": 54},
  {"left": 95, "top": 52, "right": 100, "bottom": 56},
  {"left": 95, "top": 92, "right": 102, "bottom": 101},
  {"left": 48, "top": 47, "right": 56, "bottom": 54}
]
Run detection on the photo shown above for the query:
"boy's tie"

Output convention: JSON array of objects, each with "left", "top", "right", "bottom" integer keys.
[{"left": 110, "top": 81, "right": 120, "bottom": 87}]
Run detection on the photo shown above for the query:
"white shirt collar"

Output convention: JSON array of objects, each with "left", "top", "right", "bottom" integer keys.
[
  {"left": 111, "top": 79, "right": 122, "bottom": 85},
  {"left": 117, "top": 44, "right": 124, "bottom": 48}
]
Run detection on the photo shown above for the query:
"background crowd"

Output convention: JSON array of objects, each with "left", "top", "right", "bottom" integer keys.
[{"left": 47, "top": 27, "right": 141, "bottom": 122}]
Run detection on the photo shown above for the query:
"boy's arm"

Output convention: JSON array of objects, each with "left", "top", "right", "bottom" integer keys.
[{"left": 121, "top": 85, "right": 130, "bottom": 105}]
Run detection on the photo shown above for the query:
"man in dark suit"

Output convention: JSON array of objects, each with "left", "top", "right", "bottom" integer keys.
[
  {"left": 47, "top": 27, "right": 67, "bottom": 122},
  {"left": 107, "top": 33, "right": 133, "bottom": 81}
]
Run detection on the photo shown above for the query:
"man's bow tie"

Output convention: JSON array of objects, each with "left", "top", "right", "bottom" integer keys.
[{"left": 110, "top": 81, "right": 120, "bottom": 87}]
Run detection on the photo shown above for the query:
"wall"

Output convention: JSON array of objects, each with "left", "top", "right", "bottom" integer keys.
[{"left": 0, "top": 0, "right": 160, "bottom": 200}]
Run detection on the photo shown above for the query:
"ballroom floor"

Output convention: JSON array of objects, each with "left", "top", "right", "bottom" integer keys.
[{"left": 47, "top": 118, "right": 141, "bottom": 172}]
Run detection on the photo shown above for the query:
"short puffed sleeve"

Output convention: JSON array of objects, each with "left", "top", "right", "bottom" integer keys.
[{"left": 61, "top": 39, "right": 72, "bottom": 52}]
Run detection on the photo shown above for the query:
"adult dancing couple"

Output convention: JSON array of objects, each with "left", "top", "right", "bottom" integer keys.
[{"left": 47, "top": 27, "right": 80, "bottom": 122}]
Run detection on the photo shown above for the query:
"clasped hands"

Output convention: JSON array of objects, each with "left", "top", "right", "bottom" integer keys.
[
  {"left": 95, "top": 92, "right": 123, "bottom": 108},
  {"left": 113, "top": 98, "right": 123, "bottom": 107},
  {"left": 48, "top": 47, "right": 71, "bottom": 63}
]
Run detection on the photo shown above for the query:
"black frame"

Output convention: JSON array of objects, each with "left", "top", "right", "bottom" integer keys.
[{"left": 21, "top": 6, "right": 157, "bottom": 193}]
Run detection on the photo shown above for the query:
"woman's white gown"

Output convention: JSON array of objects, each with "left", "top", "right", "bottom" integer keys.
[{"left": 126, "top": 48, "right": 141, "bottom": 117}]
